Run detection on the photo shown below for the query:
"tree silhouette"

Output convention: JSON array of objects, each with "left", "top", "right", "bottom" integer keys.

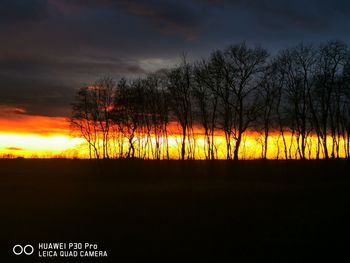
[
  {"left": 167, "top": 56, "right": 195, "bottom": 160},
  {"left": 70, "top": 77, "right": 115, "bottom": 159},
  {"left": 70, "top": 40, "right": 350, "bottom": 160}
]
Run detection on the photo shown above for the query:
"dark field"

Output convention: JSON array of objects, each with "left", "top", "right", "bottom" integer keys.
[{"left": 0, "top": 159, "right": 350, "bottom": 262}]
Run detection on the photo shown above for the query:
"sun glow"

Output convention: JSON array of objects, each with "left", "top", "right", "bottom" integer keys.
[
  {"left": 0, "top": 110, "right": 85, "bottom": 158},
  {"left": 0, "top": 133, "right": 84, "bottom": 158},
  {"left": 0, "top": 112, "right": 347, "bottom": 159},
  {"left": 0, "top": 130, "right": 347, "bottom": 159}
]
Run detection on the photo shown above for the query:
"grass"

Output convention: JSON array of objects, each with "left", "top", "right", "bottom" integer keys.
[{"left": 0, "top": 159, "right": 349, "bottom": 262}]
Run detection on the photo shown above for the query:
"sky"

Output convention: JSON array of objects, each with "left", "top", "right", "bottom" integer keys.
[{"left": 1, "top": 0, "right": 350, "bottom": 119}]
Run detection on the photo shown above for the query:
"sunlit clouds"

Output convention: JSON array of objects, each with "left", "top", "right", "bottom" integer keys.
[
  {"left": 0, "top": 105, "right": 69, "bottom": 135},
  {"left": 0, "top": 105, "right": 83, "bottom": 158}
]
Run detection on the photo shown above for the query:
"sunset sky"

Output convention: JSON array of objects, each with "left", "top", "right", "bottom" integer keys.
[{"left": 1, "top": 0, "right": 350, "bottom": 157}]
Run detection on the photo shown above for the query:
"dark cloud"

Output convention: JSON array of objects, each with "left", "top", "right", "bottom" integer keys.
[
  {"left": 0, "top": 0, "right": 48, "bottom": 24},
  {"left": 0, "top": 52, "right": 145, "bottom": 116},
  {"left": 5, "top": 147, "right": 23, "bottom": 151},
  {"left": 0, "top": 0, "right": 350, "bottom": 117},
  {"left": 0, "top": 105, "right": 27, "bottom": 116},
  {"left": 0, "top": 76, "right": 73, "bottom": 117},
  {"left": 0, "top": 54, "right": 145, "bottom": 77},
  {"left": 116, "top": 0, "right": 200, "bottom": 40},
  {"left": 48, "top": 0, "right": 201, "bottom": 40},
  {"left": 225, "top": 0, "right": 331, "bottom": 32}
]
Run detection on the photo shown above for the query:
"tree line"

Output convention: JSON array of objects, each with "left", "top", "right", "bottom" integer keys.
[{"left": 70, "top": 41, "right": 350, "bottom": 160}]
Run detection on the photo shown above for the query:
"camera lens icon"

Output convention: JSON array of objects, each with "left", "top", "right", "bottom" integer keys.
[{"left": 13, "top": 245, "right": 34, "bottom": 255}]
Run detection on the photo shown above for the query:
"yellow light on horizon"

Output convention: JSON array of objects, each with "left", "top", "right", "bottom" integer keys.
[
  {"left": 0, "top": 131, "right": 347, "bottom": 159},
  {"left": 0, "top": 133, "right": 84, "bottom": 158}
]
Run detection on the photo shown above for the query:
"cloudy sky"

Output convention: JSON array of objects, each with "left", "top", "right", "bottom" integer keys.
[{"left": 1, "top": 0, "right": 350, "bottom": 117}]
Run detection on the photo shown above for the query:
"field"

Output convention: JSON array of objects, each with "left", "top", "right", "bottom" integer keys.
[{"left": 0, "top": 159, "right": 350, "bottom": 262}]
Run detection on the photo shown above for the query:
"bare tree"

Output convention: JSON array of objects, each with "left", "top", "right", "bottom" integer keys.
[
  {"left": 70, "top": 40, "right": 350, "bottom": 160},
  {"left": 167, "top": 56, "right": 195, "bottom": 160},
  {"left": 277, "top": 44, "right": 316, "bottom": 159},
  {"left": 222, "top": 43, "right": 269, "bottom": 160},
  {"left": 70, "top": 77, "right": 115, "bottom": 159},
  {"left": 70, "top": 86, "right": 100, "bottom": 159},
  {"left": 193, "top": 58, "right": 220, "bottom": 159},
  {"left": 143, "top": 71, "right": 171, "bottom": 159},
  {"left": 113, "top": 78, "right": 142, "bottom": 158},
  {"left": 256, "top": 62, "right": 280, "bottom": 159},
  {"left": 94, "top": 77, "right": 115, "bottom": 159},
  {"left": 208, "top": 50, "right": 235, "bottom": 159},
  {"left": 311, "top": 41, "right": 348, "bottom": 159},
  {"left": 340, "top": 61, "right": 350, "bottom": 158}
]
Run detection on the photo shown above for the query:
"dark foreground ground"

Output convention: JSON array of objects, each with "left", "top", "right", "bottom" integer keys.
[{"left": 0, "top": 159, "right": 350, "bottom": 262}]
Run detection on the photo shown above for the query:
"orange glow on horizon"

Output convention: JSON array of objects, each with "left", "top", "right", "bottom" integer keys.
[
  {"left": 0, "top": 109, "right": 83, "bottom": 158},
  {"left": 0, "top": 111, "right": 348, "bottom": 159},
  {"left": 0, "top": 114, "right": 69, "bottom": 135}
]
